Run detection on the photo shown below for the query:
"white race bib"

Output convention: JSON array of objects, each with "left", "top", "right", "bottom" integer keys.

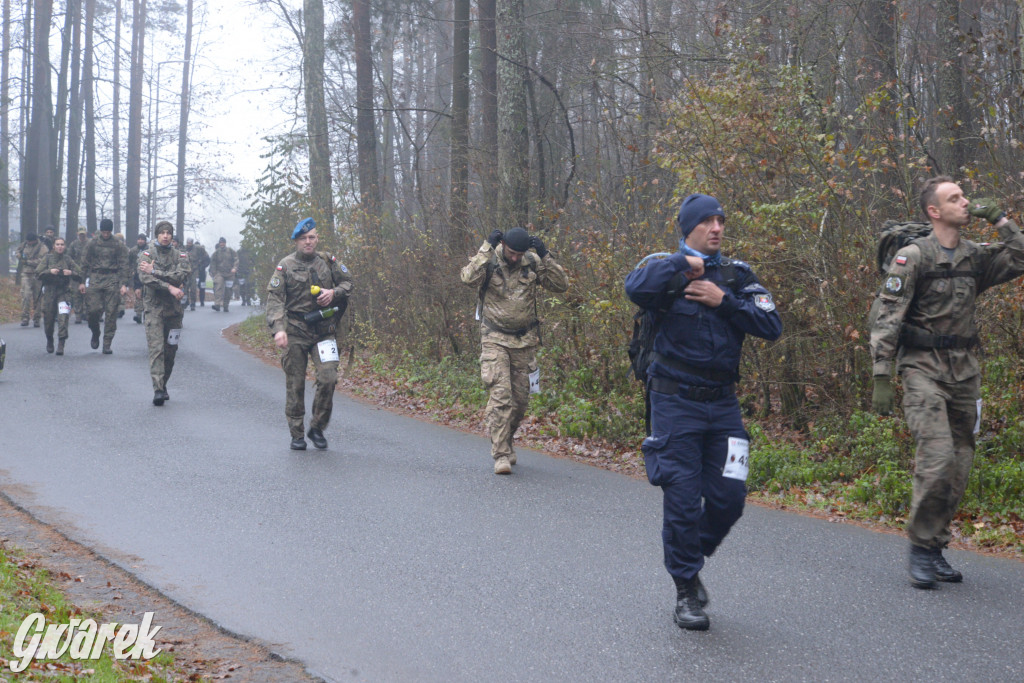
[
  {"left": 317, "top": 338, "right": 339, "bottom": 363},
  {"left": 529, "top": 368, "right": 541, "bottom": 394},
  {"left": 167, "top": 329, "right": 182, "bottom": 346},
  {"left": 225, "top": 280, "right": 234, "bottom": 288},
  {"left": 974, "top": 399, "right": 982, "bottom": 435},
  {"left": 58, "top": 301, "right": 71, "bottom": 315},
  {"left": 238, "top": 278, "right": 246, "bottom": 285},
  {"left": 722, "top": 437, "right": 750, "bottom": 481}
]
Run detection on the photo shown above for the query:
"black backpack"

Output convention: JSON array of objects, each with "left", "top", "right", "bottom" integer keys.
[{"left": 875, "top": 220, "right": 932, "bottom": 275}]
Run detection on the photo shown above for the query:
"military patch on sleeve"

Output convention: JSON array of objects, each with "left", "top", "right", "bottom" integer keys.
[
  {"left": 340, "top": 263, "right": 348, "bottom": 273},
  {"left": 276, "top": 265, "right": 283, "bottom": 271},
  {"left": 885, "top": 275, "right": 903, "bottom": 294},
  {"left": 895, "top": 255, "right": 907, "bottom": 265},
  {"left": 269, "top": 275, "right": 282, "bottom": 289},
  {"left": 754, "top": 293, "right": 776, "bottom": 312},
  {"left": 143, "top": 251, "right": 150, "bottom": 257},
  {"left": 179, "top": 253, "right": 188, "bottom": 258}
]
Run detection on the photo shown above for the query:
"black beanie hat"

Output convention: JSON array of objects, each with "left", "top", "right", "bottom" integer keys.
[
  {"left": 676, "top": 194, "right": 725, "bottom": 237},
  {"left": 503, "top": 227, "right": 531, "bottom": 252}
]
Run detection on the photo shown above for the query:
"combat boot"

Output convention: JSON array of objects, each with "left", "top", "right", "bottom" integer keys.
[
  {"left": 153, "top": 390, "right": 165, "bottom": 406},
  {"left": 46, "top": 335, "right": 54, "bottom": 354},
  {"left": 930, "top": 548, "right": 963, "bottom": 583},
  {"left": 290, "top": 437, "right": 307, "bottom": 450},
  {"left": 211, "top": 304, "right": 220, "bottom": 311},
  {"left": 102, "top": 343, "right": 112, "bottom": 354},
  {"left": 909, "top": 544, "right": 936, "bottom": 589},
  {"left": 20, "top": 319, "right": 29, "bottom": 326},
  {"left": 307, "top": 427, "right": 328, "bottom": 450},
  {"left": 673, "top": 577, "right": 710, "bottom": 631},
  {"left": 494, "top": 456, "right": 512, "bottom": 475},
  {"left": 90, "top": 328, "right": 100, "bottom": 349},
  {"left": 55, "top": 339, "right": 65, "bottom": 355}
]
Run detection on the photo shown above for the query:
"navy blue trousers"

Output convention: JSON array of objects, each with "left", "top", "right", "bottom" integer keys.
[{"left": 642, "top": 388, "right": 748, "bottom": 582}]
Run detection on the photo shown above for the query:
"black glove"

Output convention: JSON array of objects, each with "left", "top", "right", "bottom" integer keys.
[
  {"left": 529, "top": 236, "right": 548, "bottom": 258},
  {"left": 487, "top": 229, "right": 503, "bottom": 248}
]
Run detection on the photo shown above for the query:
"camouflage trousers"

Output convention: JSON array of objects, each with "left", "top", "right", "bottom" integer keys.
[
  {"left": 187, "top": 274, "right": 199, "bottom": 307},
  {"left": 86, "top": 284, "right": 121, "bottom": 346},
  {"left": 480, "top": 341, "right": 537, "bottom": 460},
  {"left": 902, "top": 368, "right": 980, "bottom": 549},
  {"left": 212, "top": 274, "right": 231, "bottom": 309},
  {"left": 145, "top": 310, "right": 183, "bottom": 391},
  {"left": 71, "top": 285, "right": 85, "bottom": 322},
  {"left": 41, "top": 289, "right": 73, "bottom": 341},
  {"left": 281, "top": 327, "right": 339, "bottom": 439},
  {"left": 20, "top": 273, "right": 42, "bottom": 324}
]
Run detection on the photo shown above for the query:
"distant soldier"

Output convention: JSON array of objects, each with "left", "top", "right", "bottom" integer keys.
[
  {"left": 67, "top": 229, "right": 89, "bottom": 323},
  {"left": 237, "top": 246, "right": 255, "bottom": 306},
  {"left": 138, "top": 221, "right": 191, "bottom": 406},
  {"left": 79, "top": 218, "right": 129, "bottom": 354},
  {"left": 128, "top": 233, "right": 149, "bottom": 324},
  {"left": 16, "top": 232, "right": 48, "bottom": 327},
  {"left": 189, "top": 239, "right": 211, "bottom": 308},
  {"left": 266, "top": 218, "right": 353, "bottom": 450},
  {"left": 35, "top": 237, "right": 82, "bottom": 355},
  {"left": 460, "top": 227, "right": 569, "bottom": 474},
  {"left": 209, "top": 237, "right": 237, "bottom": 312},
  {"left": 41, "top": 226, "right": 56, "bottom": 251}
]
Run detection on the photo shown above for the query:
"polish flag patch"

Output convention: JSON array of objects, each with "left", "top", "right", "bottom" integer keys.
[
  {"left": 895, "top": 255, "right": 907, "bottom": 265},
  {"left": 276, "top": 265, "right": 284, "bottom": 270}
]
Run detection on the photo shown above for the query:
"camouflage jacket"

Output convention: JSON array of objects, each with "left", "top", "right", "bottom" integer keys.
[
  {"left": 68, "top": 237, "right": 89, "bottom": 264},
  {"left": 35, "top": 252, "right": 82, "bottom": 296},
  {"left": 81, "top": 235, "right": 130, "bottom": 288},
  {"left": 209, "top": 245, "right": 238, "bottom": 277},
  {"left": 129, "top": 243, "right": 149, "bottom": 287},
  {"left": 138, "top": 243, "right": 192, "bottom": 317},
  {"left": 17, "top": 241, "right": 48, "bottom": 274},
  {"left": 266, "top": 250, "right": 353, "bottom": 337},
  {"left": 460, "top": 242, "right": 569, "bottom": 349},
  {"left": 870, "top": 219, "right": 1024, "bottom": 382}
]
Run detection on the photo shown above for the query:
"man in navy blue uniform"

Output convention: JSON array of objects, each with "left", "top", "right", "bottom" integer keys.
[{"left": 625, "top": 193, "right": 782, "bottom": 631}]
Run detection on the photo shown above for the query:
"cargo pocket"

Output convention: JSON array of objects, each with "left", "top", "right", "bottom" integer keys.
[
  {"left": 641, "top": 433, "right": 670, "bottom": 487},
  {"left": 480, "top": 348, "right": 500, "bottom": 387}
]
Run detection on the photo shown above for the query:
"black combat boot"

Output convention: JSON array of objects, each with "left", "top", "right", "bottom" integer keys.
[
  {"left": 90, "top": 327, "right": 100, "bottom": 349},
  {"left": 102, "top": 343, "right": 112, "bottom": 354},
  {"left": 46, "top": 335, "right": 54, "bottom": 353},
  {"left": 153, "top": 390, "right": 165, "bottom": 406},
  {"left": 211, "top": 304, "right": 220, "bottom": 311},
  {"left": 56, "top": 339, "right": 65, "bottom": 355},
  {"left": 673, "top": 577, "right": 710, "bottom": 631},
  {"left": 909, "top": 544, "right": 936, "bottom": 589},
  {"left": 307, "top": 427, "right": 328, "bottom": 450},
  {"left": 930, "top": 548, "right": 963, "bottom": 583},
  {"left": 290, "top": 437, "right": 307, "bottom": 450}
]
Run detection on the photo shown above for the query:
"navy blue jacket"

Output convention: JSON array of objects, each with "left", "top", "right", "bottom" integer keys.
[{"left": 624, "top": 251, "right": 782, "bottom": 387}]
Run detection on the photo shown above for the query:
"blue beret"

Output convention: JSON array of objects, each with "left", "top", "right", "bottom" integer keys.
[
  {"left": 676, "top": 194, "right": 725, "bottom": 237},
  {"left": 292, "top": 217, "right": 316, "bottom": 239}
]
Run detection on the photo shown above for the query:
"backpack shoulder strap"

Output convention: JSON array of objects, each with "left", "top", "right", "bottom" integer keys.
[{"left": 476, "top": 257, "right": 498, "bottom": 317}]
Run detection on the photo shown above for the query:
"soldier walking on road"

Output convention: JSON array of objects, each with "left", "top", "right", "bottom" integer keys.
[
  {"left": 266, "top": 218, "right": 353, "bottom": 451},
  {"left": 209, "top": 237, "right": 237, "bottom": 312},
  {"left": 35, "top": 237, "right": 82, "bottom": 355},
  {"left": 187, "top": 238, "right": 211, "bottom": 308},
  {"left": 138, "top": 221, "right": 192, "bottom": 406},
  {"left": 79, "top": 218, "right": 129, "bottom": 354},
  {"left": 128, "top": 234, "right": 149, "bottom": 324},
  {"left": 870, "top": 176, "right": 1024, "bottom": 589},
  {"left": 16, "top": 232, "right": 48, "bottom": 327},
  {"left": 68, "top": 229, "right": 89, "bottom": 323},
  {"left": 625, "top": 194, "right": 781, "bottom": 631},
  {"left": 460, "top": 227, "right": 568, "bottom": 474}
]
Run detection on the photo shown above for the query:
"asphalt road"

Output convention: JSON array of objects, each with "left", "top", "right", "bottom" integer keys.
[{"left": 1, "top": 307, "right": 1023, "bottom": 682}]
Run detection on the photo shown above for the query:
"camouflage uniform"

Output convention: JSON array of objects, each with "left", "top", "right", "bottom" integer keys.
[
  {"left": 460, "top": 241, "right": 568, "bottom": 463},
  {"left": 209, "top": 243, "right": 237, "bottom": 311},
  {"left": 35, "top": 251, "right": 82, "bottom": 347},
  {"left": 68, "top": 233, "right": 89, "bottom": 322},
  {"left": 870, "top": 222, "right": 1024, "bottom": 549},
  {"left": 128, "top": 238, "right": 149, "bottom": 321},
  {"left": 187, "top": 242, "right": 210, "bottom": 307},
  {"left": 17, "top": 240, "right": 48, "bottom": 325},
  {"left": 138, "top": 240, "right": 192, "bottom": 394},
  {"left": 266, "top": 250, "right": 353, "bottom": 439},
  {"left": 81, "top": 234, "right": 130, "bottom": 350},
  {"left": 236, "top": 247, "right": 254, "bottom": 305}
]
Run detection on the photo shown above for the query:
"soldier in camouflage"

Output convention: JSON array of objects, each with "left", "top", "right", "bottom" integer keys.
[
  {"left": 68, "top": 229, "right": 89, "bottom": 323},
  {"left": 460, "top": 227, "right": 568, "bottom": 474},
  {"left": 78, "top": 218, "right": 130, "bottom": 354},
  {"left": 209, "top": 237, "right": 237, "bottom": 312},
  {"left": 128, "top": 234, "right": 149, "bottom": 323},
  {"left": 16, "top": 233, "right": 48, "bottom": 327},
  {"left": 870, "top": 176, "right": 1024, "bottom": 589},
  {"left": 266, "top": 218, "right": 353, "bottom": 451},
  {"left": 138, "top": 221, "right": 191, "bottom": 405},
  {"left": 35, "top": 237, "right": 82, "bottom": 355}
]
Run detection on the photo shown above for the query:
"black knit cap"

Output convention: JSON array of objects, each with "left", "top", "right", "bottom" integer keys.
[{"left": 503, "top": 226, "right": 531, "bottom": 252}]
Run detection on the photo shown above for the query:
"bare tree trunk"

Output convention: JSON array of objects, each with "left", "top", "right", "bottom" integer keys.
[
  {"left": 303, "top": 0, "right": 334, "bottom": 231},
  {"left": 497, "top": 0, "right": 529, "bottom": 227},
  {"left": 66, "top": 0, "right": 84, "bottom": 239},
  {"left": 449, "top": 0, "right": 470, "bottom": 243},
  {"left": 111, "top": 0, "right": 122, "bottom": 229},
  {"left": 938, "top": 0, "right": 970, "bottom": 174},
  {"left": 352, "top": 0, "right": 380, "bottom": 215},
  {"left": 175, "top": 0, "right": 193, "bottom": 242},
  {"left": 478, "top": 0, "right": 498, "bottom": 233},
  {"left": 52, "top": 0, "right": 76, "bottom": 230},
  {"left": 125, "top": 0, "right": 146, "bottom": 241},
  {"left": 23, "top": 0, "right": 55, "bottom": 238},
  {"left": 1, "top": 0, "right": 10, "bottom": 274},
  {"left": 82, "top": 0, "right": 96, "bottom": 233}
]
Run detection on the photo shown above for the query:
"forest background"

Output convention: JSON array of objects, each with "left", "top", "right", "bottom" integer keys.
[{"left": 2, "top": 0, "right": 1023, "bottom": 550}]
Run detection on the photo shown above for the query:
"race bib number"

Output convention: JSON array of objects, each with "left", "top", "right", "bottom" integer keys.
[
  {"left": 529, "top": 368, "right": 541, "bottom": 394},
  {"left": 167, "top": 329, "right": 182, "bottom": 346},
  {"left": 58, "top": 301, "right": 71, "bottom": 315},
  {"left": 317, "top": 338, "right": 339, "bottom": 363},
  {"left": 722, "top": 437, "right": 750, "bottom": 481},
  {"left": 225, "top": 280, "right": 234, "bottom": 288},
  {"left": 975, "top": 399, "right": 982, "bottom": 435},
  {"left": 238, "top": 278, "right": 246, "bottom": 285}
]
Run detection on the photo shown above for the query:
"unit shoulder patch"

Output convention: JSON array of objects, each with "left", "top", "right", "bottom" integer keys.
[
  {"left": 885, "top": 275, "right": 903, "bottom": 294},
  {"left": 269, "top": 275, "right": 282, "bottom": 289},
  {"left": 754, "top": 293, "right": 776, "bottom": 312}
]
